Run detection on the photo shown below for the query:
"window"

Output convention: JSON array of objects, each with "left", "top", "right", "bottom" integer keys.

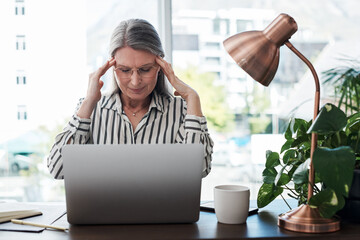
[
  {"left": 16, "top": 35, "right": 26, "bottom": 50},
  {"left": 1, "top": 0, "right": 167, "bottom": 203},
  {"left": 2, "top": 0, "right": 360, "bottom": 205},
  {"left": 17, "top": 105, "right": 27, "bottom": 120},
  {"left": 173, "top": 34, "right": 199, "bottom": 51},
  {"left": 172, "top": 0, "right": 360, "bottom": 203},
  {"left": 204, "top": 42, "right": 221, "bottom": 50},
  {"left": 15, "top": 0, "right": 25, "bottom": 15},
  {"left": 16, "top": 71, "right": 26, "bottom": 85},
  {"left": 213, "top": 18, "right": 220, "bottom": 34},
  {"left": 205, "top": 57, "right": 221, "bottom": 65},
  {"left": 236, "top": 19, "right": 253, "bottom": 33},
  {"left": 213, "top": 18, "right": 230, "bottom": 35}
]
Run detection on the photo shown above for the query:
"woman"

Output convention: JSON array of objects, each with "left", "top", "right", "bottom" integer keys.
[{"left": 47, "top": 19, "right": 213, "bottom": 179}]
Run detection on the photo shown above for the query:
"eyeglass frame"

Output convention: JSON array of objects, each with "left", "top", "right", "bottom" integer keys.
[{"left": 113, "top": 63, "right": 160, "bottom": 79}]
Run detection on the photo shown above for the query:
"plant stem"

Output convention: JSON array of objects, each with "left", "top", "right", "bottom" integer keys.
[
  {"left": 283, "top": 185, "right": 299, "bottom": 197},
  {"left": 280, "top": 194, "right": 292, "bottom": 210},
  {"left": 336, "top": 132, "right": 341, "bottom": 146},
  {"left": 308, "top": 181, "right": 321, "bottom": 194}
]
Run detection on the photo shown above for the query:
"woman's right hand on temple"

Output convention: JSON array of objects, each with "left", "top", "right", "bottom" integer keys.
[
  {"left": 85, "top": 57, "right": 116, "bottom": 104},
  {"left": 77, "top": 58, "right": 116, "bottom": 119}
]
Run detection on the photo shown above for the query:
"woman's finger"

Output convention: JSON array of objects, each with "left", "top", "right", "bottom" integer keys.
[
  {"left": 98, "top": 57, "right": 116, "bottom": 77},
  {"left": 156, "top": 57, "right": 175, "bottom": 83},
  {"left": 156, "top": 57, "right": 198, "bottom": 101}
]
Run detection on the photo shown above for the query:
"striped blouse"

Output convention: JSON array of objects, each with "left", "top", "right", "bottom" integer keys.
[{"left": 47, "top": 90, "right": 214, "bottom": 179}]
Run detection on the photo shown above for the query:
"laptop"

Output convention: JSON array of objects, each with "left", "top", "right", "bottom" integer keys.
[{"left": 62, "top": 144, "right": 204, "bottom": 225}]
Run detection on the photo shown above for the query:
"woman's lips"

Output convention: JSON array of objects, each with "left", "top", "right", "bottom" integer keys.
[{"left": 130, "top": 87, "right": 145, "bottom": 94}]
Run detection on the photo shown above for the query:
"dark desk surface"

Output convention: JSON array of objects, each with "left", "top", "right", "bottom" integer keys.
[{"left": 1, "top": 200, "right": 359, "bottom": 240}]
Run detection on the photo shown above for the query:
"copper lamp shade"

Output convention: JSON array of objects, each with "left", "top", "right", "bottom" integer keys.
[
  {"left": 223, "top": 13, "right": 340, "bottom": 233},
  {"left": 224, "top": 14, "right": 297, "bottom": 86}
]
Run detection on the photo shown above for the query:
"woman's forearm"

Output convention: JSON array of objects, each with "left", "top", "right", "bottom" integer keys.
[
  {"left": 185, "top": 93, "right": 203, "bottom": 117},
  {"left": 77, "top": 98, "right": 97, "bottom": 119}
]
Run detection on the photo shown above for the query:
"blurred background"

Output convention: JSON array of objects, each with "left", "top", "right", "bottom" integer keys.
[{"left": 1, "top": 0, "right": 359, "bottom": 202}]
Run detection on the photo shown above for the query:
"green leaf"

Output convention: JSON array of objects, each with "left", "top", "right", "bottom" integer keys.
[
  {"left": 308, "top": 189, "right": 345, "bottom": 218},
  {"left": 299, "top": 141, "right": 311, "bottom": 151},
  {"left": 347, "top": 119, "right": 360, "bottom": 133},
  {"left": 281, "top": 139, "right": 294, "bottom": 154},
  {"left": 313, "top": 146, "right": 355, "bottom": 197},
  {"left": 265, "top": 151, "right": 280, "bottom": 168},
  {"left": 275, "top": 173, "right": 290, "bottom": 186},
  {"left": 348, "top": 132, "right": 360, "bottom": 153},
  {"left": 294, "top": 183, "right": 308, "bottom": 205},
  {"left": 288, "top": 163, "right": 301, "bottom": 179},
  {"left": 291, "top": 135, "right": 310, "bottom": 149},
  {"left": 330, "top": 131, "right": 347, "bottom": 147},
  {"left": 294, "top": 118, "right": 308, "bottom": 135},
  {"left": 293, "top": 158, "right": 310, "bottom": 185},
  {"left": 307, "top": 103, "right": 347, "bottom": 134},
  {"left": 257, "top": 183, "right": 283, "bottom": 208},
  {"left": 274, "top": 165, "right": 285, "bottom": 186},
  {"left": 347, "top": 112, "right": 360, "bottom": 125},
  {"left": 274, "top": 165, "right": 291, "bottom": 186},
  {"left": 283, "top": 149, "right": 297, "bottom": 164},
  {"left": 314, "top": 172, "right": 322, "bottom": 183},
  {"left": 295, "top": 183, "right": 308, "bottom": 196},
  {"left": 323, "top": 66, "right": 360, "bottom": 116},
  {"left": 285, "top": 120, "right": 293, "bottom": 140},
  {"left": 262, "top": 167, "right": 277, "bottom": 184}
]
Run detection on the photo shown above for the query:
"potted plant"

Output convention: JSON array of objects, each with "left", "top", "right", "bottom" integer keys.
[
  {"left": 257, "top": 103, "right": 358, "bottom": 219},
  {"left": 322, "top": 60, "right": 360, "bottom": 220},
  {"left": 257, "top": 61, "right": 360, "bottom": 220}
]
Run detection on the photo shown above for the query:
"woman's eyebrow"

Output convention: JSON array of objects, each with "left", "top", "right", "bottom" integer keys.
[
  {"left": 115, "top": 64, "right": 130, "bottom": 68},
  {"left": 116, "top": 63, "right": 154, "bottom": 68},
  {"left": 139, "top": 63, "right": 154, "bottom": 67}
]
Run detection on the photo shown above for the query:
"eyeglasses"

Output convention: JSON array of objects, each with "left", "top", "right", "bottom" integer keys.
[{"left": 114, "top": 64, "right": 159, "bottom": 79}]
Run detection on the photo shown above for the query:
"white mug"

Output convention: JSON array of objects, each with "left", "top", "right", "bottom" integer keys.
[{"left": 214, "top": 185, "right": 250, "bottom": 224}]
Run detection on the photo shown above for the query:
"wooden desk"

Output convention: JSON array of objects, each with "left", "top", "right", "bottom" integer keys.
[{"left": 1, "top": 200, "right": 359, "bottom": 240}]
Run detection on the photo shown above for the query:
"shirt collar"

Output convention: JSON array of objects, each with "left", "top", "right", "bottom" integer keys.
[
  {"left": 149, "top": 90, "right": 165, "bottom": 113},
  {"left": 100, "top": 91, "right": 122, "bottom": 114}
]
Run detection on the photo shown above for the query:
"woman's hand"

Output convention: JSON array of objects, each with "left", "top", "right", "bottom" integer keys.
[
  {"left": 156, "top": 57, "right": 197, "bottom": 101},
  {"left": 156, "top": 57, "right": 203, "bottom": 117},
  {"left": 77, "top": 58, "right": 116, "bottom": 119},
  {"left": 85, "top": 57, "right": 116, "bottom": 104}
]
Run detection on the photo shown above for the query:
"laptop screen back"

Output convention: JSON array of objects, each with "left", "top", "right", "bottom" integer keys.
[{"left": 62, "top": 144, "right": 204, "bottom": 224}]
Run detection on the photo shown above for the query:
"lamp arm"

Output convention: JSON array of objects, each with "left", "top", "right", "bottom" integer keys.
[{"left": 284, "top": 40, "right": 320, "bottom": 199}]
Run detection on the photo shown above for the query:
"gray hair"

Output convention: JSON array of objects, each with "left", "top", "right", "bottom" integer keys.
[{"left": 108, "top": 19, "right": 170, "bottom": 96}]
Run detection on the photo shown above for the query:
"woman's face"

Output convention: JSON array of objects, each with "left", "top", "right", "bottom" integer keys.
[{"left": 114, "top": 46, "right": 159, "bottom": 102}]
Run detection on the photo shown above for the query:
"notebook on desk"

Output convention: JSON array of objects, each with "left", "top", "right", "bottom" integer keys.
[{"left": 62, "top": 144, "right": 204, "bottom": 225}]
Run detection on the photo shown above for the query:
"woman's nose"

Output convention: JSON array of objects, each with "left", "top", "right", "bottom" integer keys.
[{"left": 130, "top": 70, "right": 141, "bottom": 86}]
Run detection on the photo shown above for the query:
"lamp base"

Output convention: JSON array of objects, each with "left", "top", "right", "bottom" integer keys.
[{"left": 278, "top": 204, "right": 340, "bottom": 233}]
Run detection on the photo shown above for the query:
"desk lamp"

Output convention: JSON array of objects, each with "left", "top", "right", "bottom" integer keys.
[{"left": 223, "top": 13, "right": 340, "bottom": 233}]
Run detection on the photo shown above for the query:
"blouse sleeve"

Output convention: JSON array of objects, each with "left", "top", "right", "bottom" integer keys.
[
  {"left": 175, "top": 113, "right": 214, "bottom": 178},
  {"left": 47, "top": 98, "right": 93, "bottom": 179}
]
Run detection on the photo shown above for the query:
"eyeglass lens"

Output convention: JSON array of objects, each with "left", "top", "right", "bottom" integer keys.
[{"left": 115, "top": 65, "right": 157, "bottom": 79}]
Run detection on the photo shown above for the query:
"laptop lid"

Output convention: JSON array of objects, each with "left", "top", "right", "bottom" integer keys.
[{"left": 62, "top": 144, "right": 204, "bottom": 225}]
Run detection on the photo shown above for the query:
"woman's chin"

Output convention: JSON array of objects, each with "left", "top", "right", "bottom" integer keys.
[{"left": 126, "top": 92, "right": 149, "bottom": 101}]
